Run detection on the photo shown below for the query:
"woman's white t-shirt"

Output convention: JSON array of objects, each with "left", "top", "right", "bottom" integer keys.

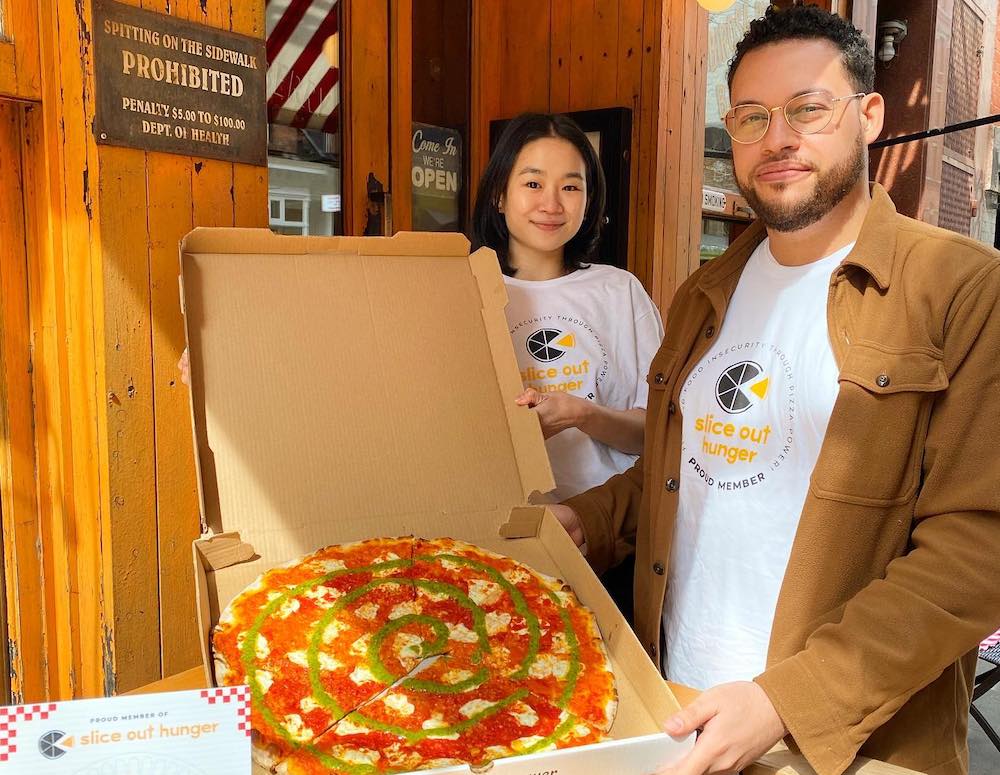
[{"left": 505, "top": 264, "right": 664, "bottom": 501}]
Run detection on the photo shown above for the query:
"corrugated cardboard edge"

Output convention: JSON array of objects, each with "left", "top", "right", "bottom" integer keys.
[
  {"left": 469, "top": 247, "right": 555, "bottom": 502},
  {"left": 180, "top": 227, "right": 472, "bottom": 258},
  {"left": 535, "top": 510, "right": 682, "bottom": 723}
]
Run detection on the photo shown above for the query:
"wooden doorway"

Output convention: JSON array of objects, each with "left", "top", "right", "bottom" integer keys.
[{"left": 0, "top": 98, "right": 41, "bottom": 705}]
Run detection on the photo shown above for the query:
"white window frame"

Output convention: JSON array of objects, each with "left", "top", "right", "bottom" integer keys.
[{"left": 269, "top": 187, "right": 311, "bottom": 235}]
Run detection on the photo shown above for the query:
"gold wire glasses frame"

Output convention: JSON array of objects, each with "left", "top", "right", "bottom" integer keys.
[{"left": 723, "top": 91, "right": 866, "bottom": 145}]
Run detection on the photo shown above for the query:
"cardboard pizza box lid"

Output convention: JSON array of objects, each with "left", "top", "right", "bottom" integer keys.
[{"left": 180, "top": 228, "right": 553, "bottom": 555}]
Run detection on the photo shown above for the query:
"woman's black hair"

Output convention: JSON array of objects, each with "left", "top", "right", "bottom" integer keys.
[{"left": 472, "top": 112, "right": 606, "bottom": 277}]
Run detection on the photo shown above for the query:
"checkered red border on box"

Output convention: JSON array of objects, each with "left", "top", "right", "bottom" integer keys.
[
  {"left": 201, "top": 685, "right": 252, "bottom": 737},
  {"left": 0, "top": 704, "right": 57, "bottom": 762}
]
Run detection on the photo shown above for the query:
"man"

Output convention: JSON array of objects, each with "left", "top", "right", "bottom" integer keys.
[{"left": 550, "top": 6, "right": 1000, "bottom": 775}]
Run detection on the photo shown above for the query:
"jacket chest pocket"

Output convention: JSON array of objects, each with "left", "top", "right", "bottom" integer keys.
[{"left": 810, "top": 343, "right": 948, "bottom": 506}]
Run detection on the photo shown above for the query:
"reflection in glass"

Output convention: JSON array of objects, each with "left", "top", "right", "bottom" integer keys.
[
  {"left": 702, "top": 2, "right": 773, "bottom": 187},
  {"left": 265, "top": 0, "right": 342, "bottom": 235}
]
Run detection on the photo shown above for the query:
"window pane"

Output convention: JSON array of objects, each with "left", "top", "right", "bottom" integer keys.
[
  {"left": 411, "top": 0, "right": 470, "bottom": 233},
  {"left": 701, "top": 2, "right": 769, "bottom": 254},
  {"left": 266, "top": 0, "right": 342, "bottom": 235},
  {"left": 284, "top": 199, "right": 304, "bottom": 223},
  {"left": 270, "top": 200, "right": 281, "bottom": 219}
]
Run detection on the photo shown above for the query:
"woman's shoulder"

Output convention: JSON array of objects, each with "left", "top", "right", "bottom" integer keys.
[{"left": 575, "top": 262, "right": 638, "bottom": 285}]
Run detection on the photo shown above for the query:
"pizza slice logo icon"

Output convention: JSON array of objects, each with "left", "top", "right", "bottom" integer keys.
[
  {"left": 38, "top": 730, "right": 69, "bottom": 760},
  {"left": 526, "top": 328, "right": 575, "bottom": 363},
  {"left": 715, "top": 361, "right": 767, "bottom": 414}
]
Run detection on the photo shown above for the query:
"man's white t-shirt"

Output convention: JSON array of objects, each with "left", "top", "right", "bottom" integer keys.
[
  {"left": 505, "top": 264, "right": 664, "bottom": 501},
  {"left": 662, "top": 239, "right": 853, "bottom": 689}
]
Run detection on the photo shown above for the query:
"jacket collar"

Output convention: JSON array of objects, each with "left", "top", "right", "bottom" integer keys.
[
  {"left": 696, "top": 183, "right": 899, "bottom": 296},
  {"left": 839, "top": 183, "right": 897, "bottom": 291}
]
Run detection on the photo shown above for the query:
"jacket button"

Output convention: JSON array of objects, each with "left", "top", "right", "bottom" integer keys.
[
  {"left": 653, "top": 562, "right": 665, "bottom": 575},
  {"left": 705, "top": 325, "right": 715, "bottom": 339},
  {"left": 876, "top": 374, "right": 890, "bottom": 387},
  {"left": 653, "top": 372, "right": 665, "bottom": 384},
  {"left": 668, "top": 401, "right": 676, "bottom": 415},
  {"left": 665, "top": 478, "right": 678, "bottom": 492}
]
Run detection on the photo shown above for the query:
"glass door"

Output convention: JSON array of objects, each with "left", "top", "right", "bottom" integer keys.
[{"left": 265, "top": 0, "right": 344, "bottom": 235}]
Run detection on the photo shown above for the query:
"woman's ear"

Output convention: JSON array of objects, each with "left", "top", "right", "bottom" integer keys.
[{"left": 497, "top": 196, "right": 505, "bottom": 214}]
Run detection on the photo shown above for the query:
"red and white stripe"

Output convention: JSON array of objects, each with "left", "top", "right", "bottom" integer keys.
[{"left": 266, "top": 0, "right": 340, "bottom": 132}]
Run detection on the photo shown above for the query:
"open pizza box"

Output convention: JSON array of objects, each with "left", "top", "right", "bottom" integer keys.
[{"left": 181, "top": 228, "right": 694, "bottom": 774}]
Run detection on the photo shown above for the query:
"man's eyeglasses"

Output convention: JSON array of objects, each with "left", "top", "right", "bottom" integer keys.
[{"left": 723, "top": 91, "right": 866, "bottom": 145}]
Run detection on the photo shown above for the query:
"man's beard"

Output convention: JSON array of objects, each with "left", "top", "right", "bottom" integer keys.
[{"left": 737, "top": 135, "right": 865, "bottom": 233}]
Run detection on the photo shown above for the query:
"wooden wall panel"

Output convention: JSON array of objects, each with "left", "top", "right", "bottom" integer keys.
[
  {"left": 549, "top": 0, "right": 572, "bottom": 112},
  {"left": 651, "top": 0, "right": 706, "bottom": 305},
  {"left": 3, "top": 0, "right": 269, "bottom": 701},
  {"left": 146, "top": 150, "right": 198, "bottom": 679},
  {"left": 471, "top": 0, "right": 707, "bottom": 309},
  {"left": 590, "top": 0, "right": 620, "bottom": 109},
  {"left": 470, "top": 1, "right": 503, "bottom": 185},
  {"left": 391, "top": 0, "right": 413, "bottom": 232},
  {"left": 617, "top": 0, "right": 644, "bottom": 285},
  {"left": 568, "top": 0, "right": 598, "bottom": 110},
  {"left": 0, "top": 0, "right": 42, "bottom": 100},
  {"left": 33, "top": 0, "right": 112, "bottom": 702},
  {"left": 0, "top": 100, "right": 47, "bottom": 704},
  {"left": 343, "top": 0, "right": 390, "bottom": 235},
  {"left": 99, "top": 144, "right": 160, "bottom": 692},
  {"left": 19, "top": 102, "right": 77, "bottom": 703}
]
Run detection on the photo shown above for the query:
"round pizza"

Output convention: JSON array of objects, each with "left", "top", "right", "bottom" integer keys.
[{"left": 212, "top": 537, "right": 618, "bottom": 774}]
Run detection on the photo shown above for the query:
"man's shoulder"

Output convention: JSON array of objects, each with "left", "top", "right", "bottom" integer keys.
[
  {"left": 892, "top": 211, "right": 1000, "bottom": 281},
  {"left": 674, "top": 231, "right": 761, "bottom": 300}
]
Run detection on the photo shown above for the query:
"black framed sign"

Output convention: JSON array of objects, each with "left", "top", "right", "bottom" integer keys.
[
  {"left": 490, "top": 107, "right": 633, "bottom": 271},
  {"left": 92, "top": 0, "right": 267, "bottom": 165}
]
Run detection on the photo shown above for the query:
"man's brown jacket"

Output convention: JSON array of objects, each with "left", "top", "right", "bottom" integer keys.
[{"left": 565, "top": 185, "right": 1000, "bottom": 775}]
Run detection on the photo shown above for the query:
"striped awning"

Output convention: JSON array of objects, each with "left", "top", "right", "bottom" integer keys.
[{"left": 266, "top": 0, "right": 340, "bottom": 132}]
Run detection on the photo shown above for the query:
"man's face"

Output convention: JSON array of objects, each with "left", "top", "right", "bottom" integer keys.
[{"left": 729, "top": 39, "right": 877, "bottom": 232}]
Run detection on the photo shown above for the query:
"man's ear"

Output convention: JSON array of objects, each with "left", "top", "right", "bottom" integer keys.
[{"left": 860, "top": 92, "right": 885, "bottom": 145}]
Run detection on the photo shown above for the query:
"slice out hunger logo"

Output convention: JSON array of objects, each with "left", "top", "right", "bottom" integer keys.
[
  {"left": 38, "top": 730, "right": 68, "bottom": 760},
  {"left": 716, "top": 361, "right": 770, "bottom": 414},
  {"left": 526, "top": 328, "right": 575, "bottom": 363}
]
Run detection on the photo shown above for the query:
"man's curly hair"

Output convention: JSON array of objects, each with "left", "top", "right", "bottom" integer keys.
[{"left": 727, "top": 4, "right": 874, "bottom": 93}]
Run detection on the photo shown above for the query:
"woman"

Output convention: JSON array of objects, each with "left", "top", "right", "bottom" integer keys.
[{"left": 473, "top": 113, "right": 663, "bottom": 505}]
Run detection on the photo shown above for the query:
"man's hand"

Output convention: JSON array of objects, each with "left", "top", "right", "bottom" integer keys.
[
  {"left": 515, "top": 388, "right": 588, "bottom": 439},
  {"left": 548, "top": 504, "right": 585, "bottom": 549},
  {"left": 653, "top": 681, "right": 786, "bottom": 775}
]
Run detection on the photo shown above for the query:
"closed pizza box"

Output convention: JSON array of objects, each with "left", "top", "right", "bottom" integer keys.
[{"left": 180, "top": 228, "right": 694, "bottom": 774}]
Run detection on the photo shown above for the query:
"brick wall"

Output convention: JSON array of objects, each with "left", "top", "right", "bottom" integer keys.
[{"left": 945, "top": 0, "right": 983, "bottom": 160}]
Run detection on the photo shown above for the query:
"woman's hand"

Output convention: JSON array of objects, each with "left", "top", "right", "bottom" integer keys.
[
  {"left": 515, "top": 388, "right": 646, "bottom": 454},
  {"left": 515, "top": 388, "right": 588, "bottom": 439}
]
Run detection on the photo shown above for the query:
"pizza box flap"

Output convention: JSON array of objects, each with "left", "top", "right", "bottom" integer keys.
[{"left": 180, "top": 228, "right": 554, "bottom": 560}]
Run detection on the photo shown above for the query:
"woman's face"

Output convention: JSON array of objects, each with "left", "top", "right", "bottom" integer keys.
[{"left": 500, "top": 136, "right": 588, "bottom": 259}]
